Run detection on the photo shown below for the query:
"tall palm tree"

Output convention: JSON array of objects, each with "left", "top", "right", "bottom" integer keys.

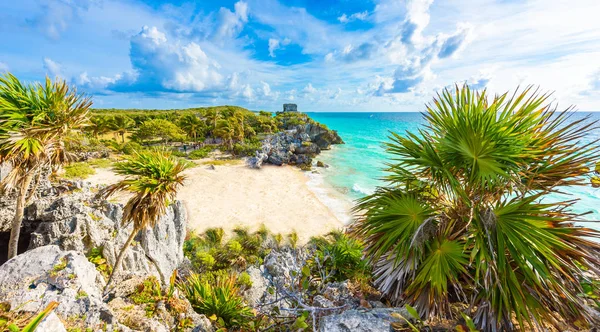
[
  {"left": 98, "top": 149, "right": 190, "bottom": 291},
  {"left": 109, "top": 115, "right": 135, "bottom": 143},
  {"left": 351, "top": 85, "right": 600, "bottom": 331},
  {"left": 179, "top": 114, "right": 205, "bottom": 143},
  {"left": 205, "top": 109, "right": 222, "bottom": 136},
  {"left": 0, "top": 73, "right": 91, "bottom": 259},
  {"left": 232, "top": 111, "right": 245, "bottom": 143}
]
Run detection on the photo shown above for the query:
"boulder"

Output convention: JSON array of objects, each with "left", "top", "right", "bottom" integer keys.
[
  {"left": 0, "top": 245, "right": 115, "bottom": 328},
  {"left": 318, "top": 308, "right": 411, "bottom": 332},
  {"left": 316, "top": 161, "right": 329, "bottom": 168}
]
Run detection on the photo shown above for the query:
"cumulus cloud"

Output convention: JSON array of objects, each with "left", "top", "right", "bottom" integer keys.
[
  {"left": 338, "top": 11, "right": 368, "bottom": 23},
  {"left": 215, "top": 1, "right": 249, "bottom": 39},
  {"left": 43, "top": 57, "right": 63, "bottom": 78},
  {"left": 110, "top": 26, "right": 223, "bottom": 93}
]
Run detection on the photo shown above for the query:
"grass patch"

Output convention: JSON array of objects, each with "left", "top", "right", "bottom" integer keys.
[
  {"left": 200, "top": 159, "right": 242, "bottom": 166},
  {"left": 87, "top": 158, "right": 113, "bottom": 168},
  {"left": 64, "top": 162, "right": 96, "bottom": 179}
]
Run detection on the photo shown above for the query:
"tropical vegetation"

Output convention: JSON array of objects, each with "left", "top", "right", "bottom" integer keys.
[
  {"left": 0, "top": 73, "right": 91, "bottom": 259},
  {"left": 98, "top": 149, "right": 191, "bottom": 291},
  {"left": 351, "top": 85, "right": 600, "bottom": 330}
]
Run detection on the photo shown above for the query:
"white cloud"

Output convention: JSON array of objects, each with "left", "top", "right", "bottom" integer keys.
[
  {"left": 215, "top": 1, "right": 249, "bottom": 39},
  {"left": 268, "top": 38, "right": 280, "bottom": 57},
  {"left": 111, "top": 26, "right": 223, "bottom": 93},
  {"left": 338, "top": 11, "right": 368, "bottom": 23},
  {"left": 0, "top": 62, "right": 8, "bottom": 73},
  {"left": 43, "top": 58, "right": 62, "bottom": 78},
  {"left": 303, "top": 83, "right": 316, "bottom": 94}
]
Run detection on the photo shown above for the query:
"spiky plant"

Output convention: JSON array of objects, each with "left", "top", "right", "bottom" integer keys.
[
  {"left": 0, "top": 73, "right": 91, "bottom": 259},
  {"left": 351, "top": 85, "right": 600, "bottom": 331},
  {"left": 99, "top": 149, "right": 190, "bottom": 291}
]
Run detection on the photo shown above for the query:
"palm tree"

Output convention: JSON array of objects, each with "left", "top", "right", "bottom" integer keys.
[
  {"left": 179, "top": 114, "right": 205, "bottom": 143},
  {"left": 0, "top": 73, "right": 91, "bottom": 259},
  {"left": 205, "top": 109, "right": 222, "bottom": 136},
  {"left": 214, "top": 119, "right": 235, "bottom": 150},
  {"left": 351, "top": 85, "right": 600, "bottom": 331},
  {"left": 232, "top": 111, "right": 245, "bottom": 143},
  {"left": 98, "top": 149, "right": 190, "bottom": 291},
  {"left": 109, "top": 115, "right": 135, "bottom": 143},
  {"left": 89, "top": 116, "right": 110, "bottom": 139}
]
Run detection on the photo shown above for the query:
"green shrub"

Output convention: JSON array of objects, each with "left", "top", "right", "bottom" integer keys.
[
  {"left": 188, "top": 147, "right": 212, "bottom": 160},
  {"left": 204, "top": 228, "right": 224, "bottom": 246},
  {"left": 237, "top": 272, "right": 253, "bottom": 290},
  {"left": 195, "top": 252, "right": 216, "bottom": 270},
  {"left": 232, "top": 141, "right": 262, "bottom": 157},
  {"left": 64, "top": 162, "right": 96, "bottom": 179},
  {"left": 309, "top": 231, "right": 369, "bottom": 283},
  {"left": 179, "top": 273, "right": 254, "bottom": 328},
  {"left": 86, "top": 247, "right": 112, "bottom": 279}
]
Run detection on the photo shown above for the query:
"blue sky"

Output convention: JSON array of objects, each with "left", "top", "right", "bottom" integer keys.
[{"left": 1, "top": 0, "right": 600, "bottom": 112}]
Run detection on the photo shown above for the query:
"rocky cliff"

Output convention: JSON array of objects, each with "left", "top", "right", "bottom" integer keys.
[{"left": 247, "top": 123, "right": 344, "bottom": 169}]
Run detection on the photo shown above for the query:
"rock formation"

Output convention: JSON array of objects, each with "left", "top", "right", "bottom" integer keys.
[{"left": 246, "top": 123, "right": 344, "bottom": 169}]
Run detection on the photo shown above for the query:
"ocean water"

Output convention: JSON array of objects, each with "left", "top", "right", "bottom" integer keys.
[{"left": 306, "top": 112, "right": 600, "bottom": 224}]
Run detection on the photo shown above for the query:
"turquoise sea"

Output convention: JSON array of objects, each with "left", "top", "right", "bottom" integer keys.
[{"left": 306, "top": 112, "right": 600, "bottom": 224}]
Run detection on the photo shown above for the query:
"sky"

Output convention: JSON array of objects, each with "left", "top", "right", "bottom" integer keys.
[{"left": 1, "top": 0, "right": 600, "bottom": 112}]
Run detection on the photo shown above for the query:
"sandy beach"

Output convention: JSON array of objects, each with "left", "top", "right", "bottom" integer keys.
[{"left": 86, "top": 160, "right": 354, "bottom": 243}]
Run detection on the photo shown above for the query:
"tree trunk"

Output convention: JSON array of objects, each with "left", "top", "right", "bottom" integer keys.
[
  {"left": 104, "top": 228, "right": 138, "bottom": 293},
  {"left": 7, "top": 173, "right": 34, "bottom": 259}
]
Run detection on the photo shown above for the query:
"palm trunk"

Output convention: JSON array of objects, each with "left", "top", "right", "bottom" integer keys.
[
  {"left": 7, "top": 173, "right": 34, "bottom": 259},
  {"left": 104, "top": 228, "right": 138, "bottom": 292}
]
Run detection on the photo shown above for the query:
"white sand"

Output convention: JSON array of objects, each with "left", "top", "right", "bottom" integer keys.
[{"left": 86, "top": 160, "right": 353, "bottom": 243}]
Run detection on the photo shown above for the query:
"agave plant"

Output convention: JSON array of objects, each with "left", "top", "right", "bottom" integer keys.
[
  {"left": 351, "top": 85, "right": 600, "bottom": 331},
  {"left": 178, "top": 272, "right": 254, "bottom": 328},
  {"left": 0, "top": 73, "right": 91, "bottom": 259},
  {"left": 98, "top": 149, "right": 190, "bottom": 291}
]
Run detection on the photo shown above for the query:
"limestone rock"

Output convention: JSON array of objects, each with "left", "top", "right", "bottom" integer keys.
[
  {"left": 0, "top": 245, "right": 114, "bottom": 328},
  {"left": 243, "top": 266, "right": 269, "bottom": 306},
  {"left": 37, "top": 312, "right": 67, "bottom": 332},
  {"left": 318, "top": 308, "right": 410, "bottom": 332},
  {"left": 28, "top": 193, "right": 187, "bottom": 287}
]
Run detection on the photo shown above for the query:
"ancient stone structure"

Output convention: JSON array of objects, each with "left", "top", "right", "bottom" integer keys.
[{"left": 283, "top": 103, "right": 298, "bottom": 112}]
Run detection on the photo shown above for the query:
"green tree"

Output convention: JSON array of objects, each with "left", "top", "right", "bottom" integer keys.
[
  {"left": 0, "top": 73, "right": 91, "bottom": 259},
  {"left": 99, "top": 149, "right": 190, "bottom": 291},
  {"left": 214, "top": 119, "right": 235, "bottom": 150},
  {"left": 109, "top": 115, "right": 135, "bottom": 143},
  {"left": 132, "top": 119, "right": 186, "bottom": 145},
  {"left": 179, "top": 114, "right": 206, "bottom": 143},
  {"left": 205, "top": 109, "right": 222, "bottom": 136},
  {"left": 352, "top": 85, "right": 600, "bottom": 331},
  {"left": 89, "top": 116, "right": 110, "bottom": 139}
]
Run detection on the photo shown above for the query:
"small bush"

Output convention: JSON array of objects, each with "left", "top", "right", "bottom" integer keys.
[
  {"left": 232, "top": 141, "right": 262, "bottom": 157},
  {"left": 87, "top": 247, "right": 112, "bottom": 280},
  {"left": 64, "top": 162, "right": 96, "bottom": 179},
  {"left": 204, "top": 228, "right": 224, "bottom": 246},
  {"left": 309, "top": 231, "right": 370, "bottom": 283},
  {"left": 179, "top": 273, "right": 254, "bottom": 328},
  {"left": 188, "top": 147, "right": 213, "bottom": 160}
]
